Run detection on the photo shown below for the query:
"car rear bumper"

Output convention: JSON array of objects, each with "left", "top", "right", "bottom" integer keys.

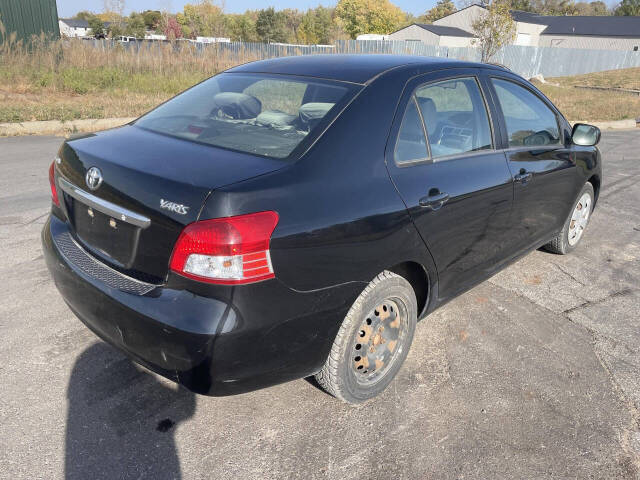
[{"left": 42, "top": 214, "right": 361, "bottom": 396}]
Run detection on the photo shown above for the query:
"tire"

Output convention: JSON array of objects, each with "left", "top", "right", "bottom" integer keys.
[
  {"left": 315, "top": 271, "right": 417, "bottom": 404},
  {"left": 544, "top": 182, "right": 594, "bottom": 255}
]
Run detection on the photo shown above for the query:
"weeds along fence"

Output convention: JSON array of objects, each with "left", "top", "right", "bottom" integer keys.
[
  {"left": 95, "top": 38, "right": 640, "bottom": 79},
  {"left": 3, "top": 31, "right": 640, "bottom": 82},
  {"left": 1, "top": 37, "right": 254, "bottom": 78}
]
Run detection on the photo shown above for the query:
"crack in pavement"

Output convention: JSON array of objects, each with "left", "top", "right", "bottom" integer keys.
[
  {"left": 551, "top": 261, "right": 588, "bottom": 287},
  {"left": 562, "top": 288, "right": 636, "bottom": 315},
  {"left": 22, "top": 211, "right": 48, "bottom": 225},
  {"left": 558, "top": 289, "right": 640, "bottom": 472},
  {"left": 491, "top": 275, "right": 640, "bottom": 473}
]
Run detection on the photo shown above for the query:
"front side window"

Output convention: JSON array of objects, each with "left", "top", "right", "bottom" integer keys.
[
  {"left": 491, "top": 78, "right": 560, "bottom": 148},
  {"left": 415, "top": 77, "right": 493, "bottom": 159},
  {"left": 135, "top": 73, "right": 355, "bottom": 159}
]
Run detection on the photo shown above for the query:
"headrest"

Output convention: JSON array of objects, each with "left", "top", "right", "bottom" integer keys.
[
  {"left": 213, "top": 92, "right": 262, "bottom": 119},
  {"left": 299, "top": 102, "right": 334, "bottom": 125},
  {"left": 416, "top": 97, "right": 437, "bottom": 134},
  {"left": 255, "top": 110, "right": 297, "bottom": 129}
]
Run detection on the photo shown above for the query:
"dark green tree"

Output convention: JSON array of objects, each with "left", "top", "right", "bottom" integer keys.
[
  {"left": 574, "top": 1, "right": 610, "bottom": 14},
  {"left": 125, "top": 12, "right": 147, "bottom": 38},
  {"left": 141, "top": 10, "right": 162, "bottom": 30},
  {"left": 107, "top": 22, "right": 125, "bottom": 38},
  {"left": 510, "top": 0, "right": 534, "bottom": 11},
  {"left": 255, "top": 7, "right": 287, "bottom": 43},
  {"left": 74, "top": 11, "right": 95, "bottom": 21},
  {"left": 280, "top": 8, "right": 303, "bottom": 42},
  {"left": 88, "top": 16, "right": 106, "bottom": 38},
  {"left": 227, "top": 13, "right": 258, "bottom": 42},
  {"left": 419, "top": 0, "right": 457, "bottom": 23},
  {"left": 299, "top": 6, "right": 335, "bottom": 44},
  {"left": 531, "top": 0, "right": 578, "bottom": 14},
  {"left": 615, "top": 0, "right": 640, "bottom": 15}
]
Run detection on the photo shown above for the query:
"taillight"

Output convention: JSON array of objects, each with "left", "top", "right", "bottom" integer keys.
[
  {"left": 169, "top": 211, "right": 279, "bottom": 285},
  {"left": 49, "top": 161, "right": 60, "bottom": 207}
]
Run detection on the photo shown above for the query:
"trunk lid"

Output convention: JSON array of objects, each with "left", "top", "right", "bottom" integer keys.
[{"left": 56, "top": 125, "right": 287, "bottom": 282}]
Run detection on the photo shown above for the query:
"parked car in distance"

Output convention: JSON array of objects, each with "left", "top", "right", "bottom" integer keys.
[{"left": 43, "top": 55, "right": 602, "bottom": 403}]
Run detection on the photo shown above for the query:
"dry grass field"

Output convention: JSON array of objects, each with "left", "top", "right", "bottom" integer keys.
[
  {"left": 0, "top": 31, "right": 257, "bottom": 123},
  {"left": 533, "top": 67, "right": 640, "bottom": 121},
  {"left": 1, "top": 27, "right": 639, "bottom": 124},
  {"left": 548, "top": 67, "right": 640, "bottom": 90}
]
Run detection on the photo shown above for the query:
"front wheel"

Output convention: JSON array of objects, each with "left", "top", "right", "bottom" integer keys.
[
  {"left": 315, "top": 271, "right": 417, "bottom": 404},
  {"left": 545, "top": 182, "right": 594, "bottom": 255}
]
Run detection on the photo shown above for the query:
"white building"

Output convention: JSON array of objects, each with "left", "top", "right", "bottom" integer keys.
[
  {"left": 196, "top": 36, "right": 231, "bottom": 44},
  {"left": 356, "top": 34, "right": 390, "bottom": 41},
  {"left": 145, "top": 34, "right": 167, "bottom": 41},
  {"left": 58, "top": 19, "right": 90, "bottom": 38}
]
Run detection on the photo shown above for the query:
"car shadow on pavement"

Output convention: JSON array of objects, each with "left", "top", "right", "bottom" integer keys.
[{"left": 65, "top": 343, "right": 196, "bottom": 480}]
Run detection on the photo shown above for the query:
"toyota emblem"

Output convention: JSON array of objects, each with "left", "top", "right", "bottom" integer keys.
[{"left": 85, "top": 167, "right": 103, "bottom": 191}]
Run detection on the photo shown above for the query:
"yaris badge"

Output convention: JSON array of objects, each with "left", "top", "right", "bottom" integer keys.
[
  {"left": 85, "top": 167, "right": 103, "bottom": 191},
  {"left": 160, "top": 199, "right": 189, "bottom": 215}
]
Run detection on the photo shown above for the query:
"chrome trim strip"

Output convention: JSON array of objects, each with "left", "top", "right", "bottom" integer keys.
[
  {"left": 58, "top": 177, "right": 151, "bottom": 229},
  {"left": 502, "top": 145, "right": 563, "bottom": 153}
]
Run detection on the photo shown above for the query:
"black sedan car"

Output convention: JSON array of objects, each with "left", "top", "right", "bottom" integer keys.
[{"left": 43, "top": 55, "right": 602, "bottom": 403}]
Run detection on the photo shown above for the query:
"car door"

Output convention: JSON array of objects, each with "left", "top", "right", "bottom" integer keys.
[
  {"left": 386, "top": 69, "right": 514, "bottom": 300},
  {"left": 484, "top": 74, "right": 577, "bottom": 251}
]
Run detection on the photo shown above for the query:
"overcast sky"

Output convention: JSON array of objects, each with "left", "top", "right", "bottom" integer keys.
[{"left": 56, "top": 0, "right": 432, "bottom": 18}]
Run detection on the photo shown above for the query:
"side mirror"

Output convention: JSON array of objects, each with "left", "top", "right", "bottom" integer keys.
[{"left": 572, "top": 123, "right": 601, "bottom": 146}]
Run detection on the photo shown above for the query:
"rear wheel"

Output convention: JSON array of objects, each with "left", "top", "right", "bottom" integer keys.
[
  {"left": 545, "top": 182, "right": 594, "bottom": 255},
  {"left": 315, "top": 271, "right": 417, "bottom": 403}
]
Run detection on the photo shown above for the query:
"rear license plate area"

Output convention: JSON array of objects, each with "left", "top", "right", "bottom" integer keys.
[{"left": 70, "top": 198, "right": 139, "bottom": 267}]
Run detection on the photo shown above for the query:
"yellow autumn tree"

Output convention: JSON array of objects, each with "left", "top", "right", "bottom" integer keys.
[
  {"left": 178, "top": 1, "right": 226, "bottom": 38},
  {"left": 335, "top": 0, "right": 404, "bottom": 39}
]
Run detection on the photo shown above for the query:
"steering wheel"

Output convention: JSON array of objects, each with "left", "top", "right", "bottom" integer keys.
[{"left": 523, "top": 130, "right": 555, "bottom": 146}]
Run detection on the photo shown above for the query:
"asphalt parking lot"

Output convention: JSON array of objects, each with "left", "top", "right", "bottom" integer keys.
[{"left": 1, "top": 130, "right": 639, "bottom": 479}]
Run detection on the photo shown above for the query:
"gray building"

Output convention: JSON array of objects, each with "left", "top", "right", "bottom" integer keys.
[
  {"left": 393, "top": 5, "right": 640, "bottom": 51},
  {"left": 538, "top": 16, "right": 640, "bottom": 50},
  {"left": 388, "top": 24, "right": 475, "bottom": 47}
]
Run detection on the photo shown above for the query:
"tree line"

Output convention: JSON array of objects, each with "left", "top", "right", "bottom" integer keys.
[{"left": 72, "top": 0, "right": 640, "bottom": 43}]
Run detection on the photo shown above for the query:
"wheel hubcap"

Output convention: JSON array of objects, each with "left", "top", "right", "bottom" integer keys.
[
  {"left": 352, "top": 299, "right": 403, "bottom": 383},
  {"left": 568, "top": 192, "right": 592, "bottom": 246}
]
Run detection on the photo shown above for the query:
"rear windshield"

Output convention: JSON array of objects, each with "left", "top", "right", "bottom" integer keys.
[{"left": 135, "top": 73, "right": 357, "bottom": 159}]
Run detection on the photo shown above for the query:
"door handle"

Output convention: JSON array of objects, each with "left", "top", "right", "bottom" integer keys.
[
  {"left": 419, "top": 191, "right": 450, "bottom": 211},
  {"left": 514, "top": 171, "right": 533, "bottom": 184}
]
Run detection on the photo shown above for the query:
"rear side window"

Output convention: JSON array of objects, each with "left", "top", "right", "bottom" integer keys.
[
  {"left": 394, "top": 98, "right": 428, "bottom": 165},
  {"left": 415, "top": 77, "right": 493, "bottom": 159},
  {"left": 491, "top": 78, "right": 560, "bottom": 147},
  {"left": 135, "top": 73, "right": 355, "bottom": 159}
]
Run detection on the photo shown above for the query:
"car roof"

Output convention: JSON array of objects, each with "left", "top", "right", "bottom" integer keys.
[{"left": 226, "top": 54, "right": 489, "bottom": 85}]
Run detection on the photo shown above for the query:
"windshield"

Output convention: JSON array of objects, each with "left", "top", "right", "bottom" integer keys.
[{"left": 135, "top": 73, "right": 356, "bottom": 159}]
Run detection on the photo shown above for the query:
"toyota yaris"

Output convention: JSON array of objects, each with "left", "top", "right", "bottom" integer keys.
[{"left": 43, "top": 55, "right": 602, "bottom": 403}]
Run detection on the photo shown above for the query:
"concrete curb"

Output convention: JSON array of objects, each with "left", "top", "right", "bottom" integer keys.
[
  {"left": 0, "top": 118, "right": 137, "bottom": 137},
  {"left": 570, "top": 119, "right": 639, "bottom": 130},
  {"left": 574, "top": 85, "right": 640, "bottom": 97}
]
